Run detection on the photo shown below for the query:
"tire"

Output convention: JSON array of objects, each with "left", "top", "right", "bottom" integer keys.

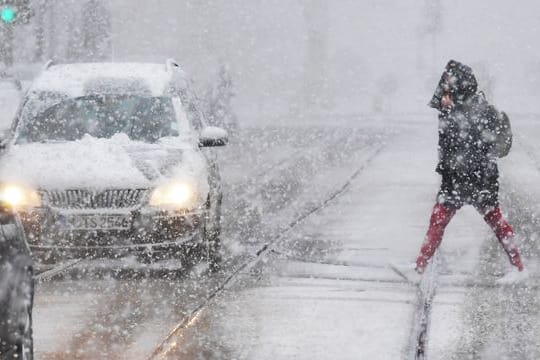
[
  {"left": 0, "top": 215, "right": 34, "bottom": 360},
  {"left": 0, "top": 262, "right": 33, "bottom": 360}
]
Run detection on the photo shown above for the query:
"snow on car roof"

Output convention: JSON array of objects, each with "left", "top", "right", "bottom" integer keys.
[{"left": 29, "top": 62, "right": 186, "bottom": 97}]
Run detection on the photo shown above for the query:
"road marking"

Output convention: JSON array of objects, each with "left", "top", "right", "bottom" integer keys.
[
  {"left": 33, "top": 259, "right": 85, "bottom": 283},
  {"left": 148, "top": 142, "right": 387, "bottom": 359}
]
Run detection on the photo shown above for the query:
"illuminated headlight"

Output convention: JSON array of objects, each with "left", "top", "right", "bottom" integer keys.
[
  {"left": 0, "top": 183, "right": 41, "bottom": 209},
  {"left": 149, "top": 182, "right": 199, "bottom": 209}
]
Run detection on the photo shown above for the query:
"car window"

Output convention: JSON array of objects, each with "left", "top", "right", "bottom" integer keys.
[{"left": 15, "top": 95, "right": 179, "bottom": 143}]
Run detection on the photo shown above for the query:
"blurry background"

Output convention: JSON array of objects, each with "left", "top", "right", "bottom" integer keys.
[{"left": 1, "top": 0, "right": 540, "bottom": 124}]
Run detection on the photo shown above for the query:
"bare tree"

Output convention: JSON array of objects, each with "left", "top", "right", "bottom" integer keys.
[
  {"left": 303, "top": 0, "right": 330, "bottom": 109},
  {"left": 65, "top": 7, "right": 83, "bottom": 62},
  {"left": 80, "top": 0, "right": 112, "bottom": 62},
  {"left": 32, "top": 0, "right": 47, "bottom": 62},
  {"left": 45, "top": 0, "right": 57, "bottom": 61},
  {"left": 0, "top": 24, "right": 14, "bottom": 68},
  {"left": 417, "top": 0, "right": 442, "bottom": 74},
  {"left": 204, "top": 65, "right": 239, "bottom": 134}
]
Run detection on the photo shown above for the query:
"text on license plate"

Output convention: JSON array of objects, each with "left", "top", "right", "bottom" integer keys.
[{"left": 61, "top": 214, "right": 132, "bottom": 230}]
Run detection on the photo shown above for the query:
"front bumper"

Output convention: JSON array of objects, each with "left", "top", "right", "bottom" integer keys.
[{"left": 19, "top": 207, "right": 205, "bottom": 262}]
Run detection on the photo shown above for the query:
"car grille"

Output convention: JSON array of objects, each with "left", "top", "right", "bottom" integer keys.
[{"left": 41, "top": 189, "right": 149, "bottom": 209}]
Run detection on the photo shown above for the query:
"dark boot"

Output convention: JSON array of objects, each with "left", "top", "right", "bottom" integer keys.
[
  {"left": 483, "top": 207, "right": 524, "bottom": 271},
  {"left": 416, "top": 203, "right": 456, "bottom": 273}
]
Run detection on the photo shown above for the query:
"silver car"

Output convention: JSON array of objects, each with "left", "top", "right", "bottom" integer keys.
[{"left": 0, "top": 60, "right": 227, "bottom": 266}]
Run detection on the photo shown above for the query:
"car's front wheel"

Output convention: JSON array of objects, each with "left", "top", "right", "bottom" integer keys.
[{"left": 0, "top": 215, "right": 34, "bottom": 360}]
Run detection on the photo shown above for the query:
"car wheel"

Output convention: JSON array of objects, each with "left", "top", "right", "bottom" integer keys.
[{"left": 0, "top": 220, "right": 34, "bottom": 360}]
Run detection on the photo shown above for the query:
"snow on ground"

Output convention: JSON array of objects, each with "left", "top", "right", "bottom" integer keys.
[
  {"left": 428, "top": 115, "right": 540, "bottom": 359},
  {"left": 155, "top": 114, "right": 540, "bottom": 359},
  {"left": 30, "top": 115, "right": 540, "bottom": 359},
  {"left": 155, "top": 116, "right": 490, "bottom": 359}
]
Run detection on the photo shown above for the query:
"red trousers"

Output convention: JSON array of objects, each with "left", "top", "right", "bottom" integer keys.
[{"left": 416, "top": 204, "right": 523, "bottom": 272}]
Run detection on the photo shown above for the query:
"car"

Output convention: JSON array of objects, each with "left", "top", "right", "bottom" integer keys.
[
  {"left": 0, "top": 200, "right": 33, "bottom": 359},
  {"left": 0, "top": 60, "right": 228, "bottom": 267}
]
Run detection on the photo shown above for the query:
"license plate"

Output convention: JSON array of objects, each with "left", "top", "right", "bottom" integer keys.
[{"left": 60, "top": 214, "right": 132, "bottom": 230}]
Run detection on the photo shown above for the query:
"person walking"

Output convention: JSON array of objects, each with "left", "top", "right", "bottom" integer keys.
[{"left": 415, "top": 60, "right": 525, "bottom": 281}]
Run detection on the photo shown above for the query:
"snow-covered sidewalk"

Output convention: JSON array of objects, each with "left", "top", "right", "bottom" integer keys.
[
  {"left": 427, "top": 117, "right": 540, "bottom": 359},
  {"left": 158, "top": 120, "right": 513, "bottom": 359}
]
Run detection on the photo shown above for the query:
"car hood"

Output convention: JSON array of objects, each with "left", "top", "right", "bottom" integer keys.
[{"left": 0, "top": 135, "right": 209, "bottom": 191}]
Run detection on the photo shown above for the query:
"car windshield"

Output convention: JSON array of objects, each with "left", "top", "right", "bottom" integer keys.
[{"left": 15, "top": 95, "right": 179, "bottom": 143}]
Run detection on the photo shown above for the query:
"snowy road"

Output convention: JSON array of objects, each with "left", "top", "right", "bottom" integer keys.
[
  {"left": 32, "top": 123, "right": 386, "bottom": 359},
  {"left": 31, "top": 117, "right": 540, "bottom": 359}
]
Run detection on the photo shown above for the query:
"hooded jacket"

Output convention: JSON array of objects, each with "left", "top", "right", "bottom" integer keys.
[{"left": 430, "top": 60, "right": 500, "bottom": 176}]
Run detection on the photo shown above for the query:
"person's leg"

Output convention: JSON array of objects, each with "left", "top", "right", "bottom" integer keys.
[
  {"left": 416, "top": 203, "right": 456, "bottom": 273},
  {"left": 481, "top": 207, "right": 524, "bottom": 271},
  {"left": 475, "top": 167, "right": 524, "bottom": 271}
]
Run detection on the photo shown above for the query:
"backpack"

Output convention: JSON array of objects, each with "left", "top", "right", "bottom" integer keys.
[{"left": 492, "top": 111, "right": 512, "bottom": 158}]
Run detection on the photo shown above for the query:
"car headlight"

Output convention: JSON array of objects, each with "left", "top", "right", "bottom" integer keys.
[
  {"left": 149, "top": 182, "right": 199, "bottom": 209},
  {"left": 0, "top": 183, "right": 41, "bottom": 209}
]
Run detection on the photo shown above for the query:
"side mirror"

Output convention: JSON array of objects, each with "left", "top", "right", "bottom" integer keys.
[{"left": 199, "top": 126, "right": 228, "bottom": 147}]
